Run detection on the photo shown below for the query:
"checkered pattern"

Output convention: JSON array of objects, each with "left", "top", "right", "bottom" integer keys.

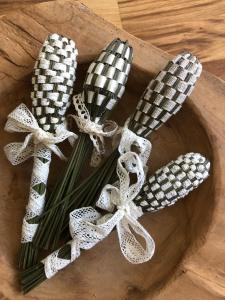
[
  {"left": 135, "top": 152, "right": 210, "bottom": 212},
  {"left": 31, "top": 33, "right": 78, "bottom": 133},
  {"left": 83, "top": 38, "right": 133, "bottom": 120},
  {"left": 129, "top": 52, "right": 202, "bottom": 137}
]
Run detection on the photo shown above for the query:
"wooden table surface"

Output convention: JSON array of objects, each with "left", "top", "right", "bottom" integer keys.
[
  {"left": 118, "top": 0, "right": 225, "bottom": 81},
  {"left": 0, "top": 0, "right": 122, "bottom": 27},
  {"left": 1, "top": 0, "right": 224, "bottom": 80}
]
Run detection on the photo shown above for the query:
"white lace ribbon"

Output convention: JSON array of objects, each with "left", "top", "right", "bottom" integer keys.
[
  {"left": 4, "top": 103, "right": 77, "bottom": 243},
  {"left": 4, "top": 103, "right": 77, "bottom": 165},
  {"left": 117, "top": 122, "right": 152, "bottom": 176},
  {"left": 71, "top": 93, "right": 118, "bottom": 167},
  {"left": 42, "top": 151, "right": 155, "bottom": 279}
]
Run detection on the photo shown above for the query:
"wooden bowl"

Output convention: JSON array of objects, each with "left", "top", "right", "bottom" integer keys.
[{"left": 0, "top": 1, "right": 224, "bottom": 299}]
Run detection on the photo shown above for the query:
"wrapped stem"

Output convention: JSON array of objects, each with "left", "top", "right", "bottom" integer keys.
[
  {"left": 19, "top": 33, "right": 78, "bottom": 268},
  {"left": 21, "top": 242, "right": 73, "bottom": 294},
  {"left": 19, "top": 148, "right": 51, "bottom": 269}
]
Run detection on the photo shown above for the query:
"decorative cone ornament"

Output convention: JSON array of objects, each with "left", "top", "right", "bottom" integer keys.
[
  {"left": 4, "top": 33, "right": 78, "bottom": 269},
  {"left": 129, "top": 52, "right": 202, "bottom": 136},
  {"left": 135, "top": 152, "right": 210, "bottom": 211}
]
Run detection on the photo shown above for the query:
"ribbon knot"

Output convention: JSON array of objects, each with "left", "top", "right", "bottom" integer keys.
[
  {"left": 117, "top": 200, "right": 143, "bottom": 220},
  {"left": 75, "top": 116, "right": 103, "bottom": 135},
  {"left": 117, "top": 203, "right": 131, "bottom": 216},
  {"left": 71, "top": 94, "right": 118, "bottom": 167},
  {"left": 33, "top": 128, "right": 50, "bottom": 144},
  {"left": 4, "top": 103, "right": 77, "bottom": 165}
]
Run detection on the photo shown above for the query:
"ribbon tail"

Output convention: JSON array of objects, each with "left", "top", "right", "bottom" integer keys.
[
  {"left": 69, "top": 206, "right": 103, "bottom": 249},
  {"left": 89, "top": 134, "right": 104, "bottom": 167},
  {"left": 96, "top": 184, "right": 119, "bottom": 212},
  {"left": 68, "top": 135, "right": 77, "bottom": 147},
  {"left": 117, "top": 217, "right": 155, "bottom": 264},
  {"left": 4, "top": 133, "right": 34, "bottom": 165},
  {"left": 48, "top": 144, "right": 67, "bottom": 160},
  {"left": 5, "top": 103, "right": 40, "bottom": 133},
  {"left": 54, "top": 123, "right": 78, "bottom": 146},
  {"left": 69, "top": 207, "right": 121, "bottom": 250}
]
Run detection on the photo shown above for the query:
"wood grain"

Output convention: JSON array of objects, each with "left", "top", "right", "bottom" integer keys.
[
  {"left": 0, "top": 0, "right": 122, "bottom": 27},
  {"left": 81, "top": 0, "right": 122, "bottom": 28},
  {"left": 0, "top": 0, "right": 224, "bottom": 299},
  {"left": 1, "top": 1, "right": 225, "bottom": 80},
  {"left": 0, "top": 0, "right": 49, "bottom": 13},
  {"left": 119, "top": 0, "right": 225, "bottom": 80}
]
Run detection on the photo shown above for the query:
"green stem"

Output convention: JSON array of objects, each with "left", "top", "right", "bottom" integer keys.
[
  {"left": 51, "top": 134, "right": 88, "bottom": 249},
  {"left": 33, "top": 134, "right": 91, "bottom": 250},
  {"left": 61, "top": 150, "right": 118, "bottom": 236}
]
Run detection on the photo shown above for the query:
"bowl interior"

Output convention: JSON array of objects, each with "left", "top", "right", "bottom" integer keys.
[{"left": 0, "top": 62, "right": 214, "bottom": 300}]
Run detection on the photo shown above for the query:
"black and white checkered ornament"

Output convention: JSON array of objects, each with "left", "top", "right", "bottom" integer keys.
[
  {"left": 83, "top": 38, "right": 133, "bottom": 121},
  {"left": 129, "top": 52, "right": 202, "bottom": 137},
  {"left": 18, "top": 33, "right": 78, "bottom": 269},
  {"left": 135, "top": 152, "right": 210, "bottom": 212},
  {"left": 31, "top": 33, "right": 78, "bottom": 133}
]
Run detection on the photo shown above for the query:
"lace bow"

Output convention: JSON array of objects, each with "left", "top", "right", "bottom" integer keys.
[
  {"left": 4, "top": 103, "right": 76, "bottom": 165},
  {"left": 43, "top": 151, "right": 155, "bottom": 278},
  {"left": 71, "top": 94, "right": 118, "bottom": 167}
]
